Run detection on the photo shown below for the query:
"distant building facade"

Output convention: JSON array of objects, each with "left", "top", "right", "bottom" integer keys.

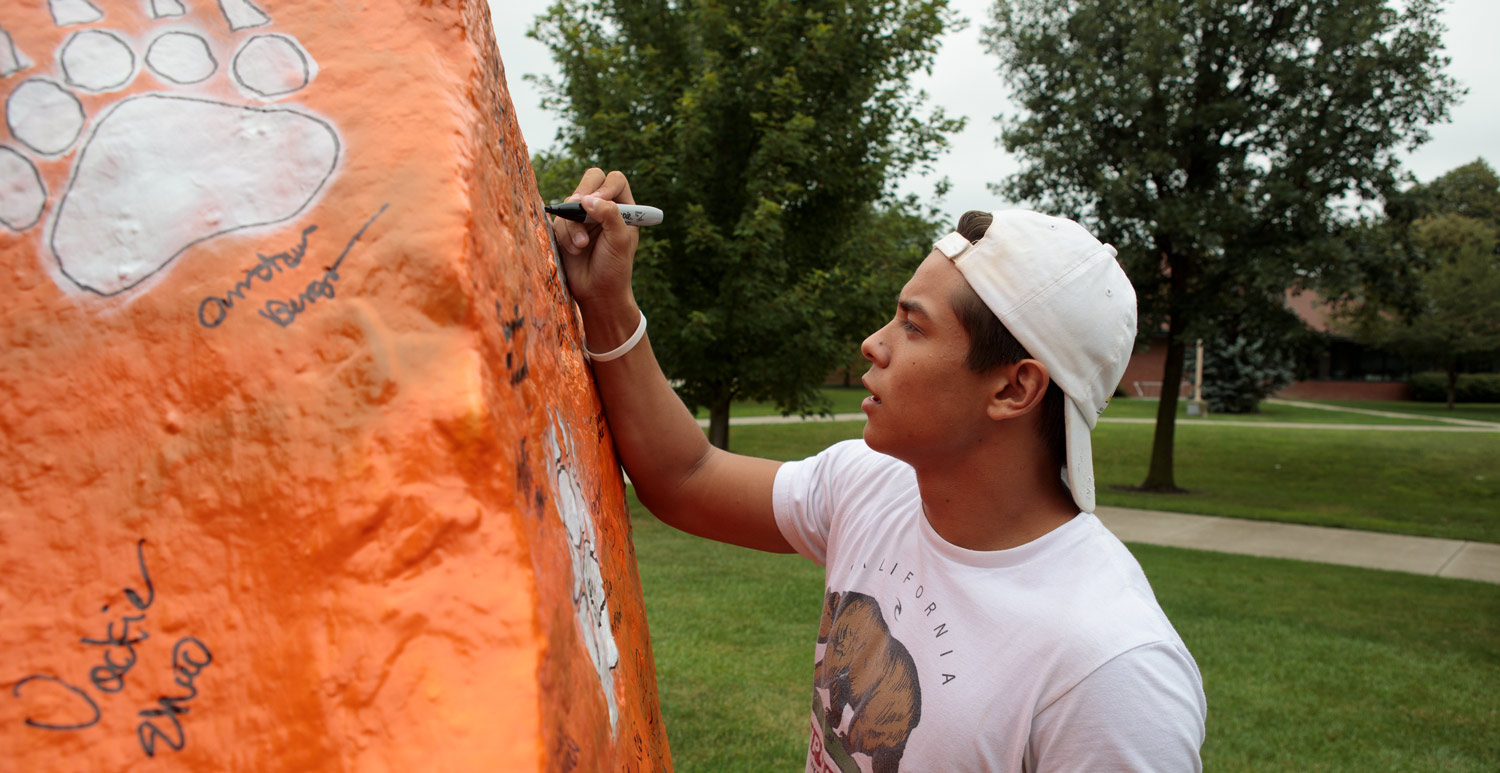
[{"left": 1119, "top": 291, "right": 1418, "bottom": 402}]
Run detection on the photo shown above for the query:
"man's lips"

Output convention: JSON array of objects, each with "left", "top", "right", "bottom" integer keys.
[{"left": 861, "top": 379, "right": 881, "bottom": 407}]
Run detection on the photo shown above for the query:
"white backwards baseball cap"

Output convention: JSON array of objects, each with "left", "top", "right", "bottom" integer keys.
[{"left": 933, "top": 211, "right": 1137, "bottom": 513}]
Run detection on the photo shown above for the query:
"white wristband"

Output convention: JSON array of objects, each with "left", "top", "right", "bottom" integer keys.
[{"left": 585, "top": 310, "right": 647, "bottom": 362}]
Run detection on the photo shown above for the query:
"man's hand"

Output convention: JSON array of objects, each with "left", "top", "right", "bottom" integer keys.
[
  {"left": 553, "top": 168, "right": 639, "bottom": 315},
  {"left": 546, "top": 167, "right": 791, "bottom": 554}
]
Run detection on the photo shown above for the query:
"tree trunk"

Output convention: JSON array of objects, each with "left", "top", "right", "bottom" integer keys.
[
  {"left": 1140, "top": 333, "right": 1188, "bottom": 492},
  {"left": 1446, "top": 364, "right": 1458, "bottom": 411},
  {"left": 708, "top": 395, "right": 731, "bottom": 450},
  {"left": 1141, "top": 240, "right": 1190, "bottom": 495}
]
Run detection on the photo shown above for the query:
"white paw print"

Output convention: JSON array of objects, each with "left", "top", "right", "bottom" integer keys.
[{"left": 0, "top": 0, "right": 341, "bottom": 296}]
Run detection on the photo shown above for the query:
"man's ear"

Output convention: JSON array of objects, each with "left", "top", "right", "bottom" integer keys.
[{"left": 985, "top": 359, "right": 1053, "bottom": 422}]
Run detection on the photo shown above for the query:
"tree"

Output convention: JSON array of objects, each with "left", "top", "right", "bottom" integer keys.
[
  {"left": 1333, "top": 159, "right": 1500, "bottom": 314},
  {"left": 530, "top": 0, "right": 963, "bottom": 449},
  {"left": 1398, "top": 213, "right": 1500, "bottom": 407},
  {"left": 1394, "top": 158, "right": 1500, "bottom": 226},
  {"left": 983, "top": 0, "right": 1461, "bottom": 492},
  {"left": 531, "top": 149, "right": 593, "bottom": 205},
  {"left": 817, "top": 195, "right": 948, "bottom": 384},
  {"left": 1327, "top": 160, "right": 1500, "bottom": 409}
]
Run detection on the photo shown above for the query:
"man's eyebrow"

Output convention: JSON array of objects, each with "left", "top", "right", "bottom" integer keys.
[{"left": 898, "top": 299, "right": 929, "bottom": 318}]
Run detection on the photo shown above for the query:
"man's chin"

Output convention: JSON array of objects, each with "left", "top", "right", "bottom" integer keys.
[{"left": 862, "top": 423, "right": 924, "bottom": 466}]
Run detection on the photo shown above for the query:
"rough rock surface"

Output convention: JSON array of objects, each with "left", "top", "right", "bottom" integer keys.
[{"left": 0, "top": 0, "right": 669, "bottom": 769}]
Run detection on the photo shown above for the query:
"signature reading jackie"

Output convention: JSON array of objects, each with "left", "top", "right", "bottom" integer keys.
[{"left": 9, "top": 539, "right": 214, "bottom": 758}]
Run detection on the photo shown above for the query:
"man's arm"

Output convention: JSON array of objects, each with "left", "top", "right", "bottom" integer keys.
[{"left": 553, "top": 169, "right": 792, "bottom": 553}]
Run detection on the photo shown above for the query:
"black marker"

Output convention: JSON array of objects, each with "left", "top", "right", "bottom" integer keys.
[{"left": 545, "top": 202, "right": 663, "bottom": 227}]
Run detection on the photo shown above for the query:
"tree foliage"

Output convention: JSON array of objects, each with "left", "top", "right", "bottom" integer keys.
[
  {"left": 1332, "top": 160, "right": 1500, "bottom": 408},
  {"left": 1327, "top": 158, "right": 1500, "bottom": 315},
  {"left": 531, "top": 149, "right": 593, "bottom": 205},
  {"left": 983, "top": 0, "right": 1461, "bottom": 490},
  {"left": 530, "top": 0, "right": 962, "bottom": 448}
]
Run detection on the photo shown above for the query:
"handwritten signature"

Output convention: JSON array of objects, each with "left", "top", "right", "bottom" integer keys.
[
  {"left": 198, "top": 225, "right": 318, "bottom": 328},
  {"left": 258, "top": 204, "right": 390, "bottom": 328},
  {"left": 196, "top": 203, "right": 390, "bottom": 330},
  {"left": 9, "top": 539, "right": 214, "bottom": 758},
  {"left": 136, "top": 637, "right": 213, "bottom": 757}
]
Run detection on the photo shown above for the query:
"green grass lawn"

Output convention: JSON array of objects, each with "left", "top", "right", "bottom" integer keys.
[
  {"left": 1309, "top": 399, "right": 1500, "bottom": 425},
  {"left": 717, "top": 407, "right": 1500, "bottom": 543},
  {"left": 1102, "top": 397, "right": 1448, "bottom": 425},
  {"left": 630, "top": 492, "right": 1500, "bottom": 772},
  {"left": 690, "top": 386, "right": 871, "bottom": 418},
  {"left": 632, "top": 502, "right": 821, "bottom": 771},
  {"left": 697, "top": 388, "right": 1500, "bottom": 426},
  {"left": 1091, "top": 422, "right": 1500, "bottom": 542}
]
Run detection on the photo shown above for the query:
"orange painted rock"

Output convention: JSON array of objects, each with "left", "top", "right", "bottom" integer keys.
[{"left": 0, "top": 0, "right": 669, "bottom": 769}]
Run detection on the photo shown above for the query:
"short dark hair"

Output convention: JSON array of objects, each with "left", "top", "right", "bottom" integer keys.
[{"left": 949, "top": 211, "right": 1067, "bottom": 469}]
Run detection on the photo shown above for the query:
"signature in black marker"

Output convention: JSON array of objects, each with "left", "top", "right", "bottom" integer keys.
[
  {"left": 198, "top": 226, "right": 318, "bottom": 328},
  {"left": 13, "top": 538, "right": 152, "bottom": 730},
  {"left": 81, "top": 613, "right": 148, "bottom": 694},
  {"left": 136, "top": 637, "right": 213, "bottom": 758},
  {"left": 10, "top": 675, "right": 101, "bottom": 732},
  {"left": 258, "top": 204, "right": 389, "bottom": 328},
  {"left": 11, "top": 538, "right": 214, "bottom": 758}
]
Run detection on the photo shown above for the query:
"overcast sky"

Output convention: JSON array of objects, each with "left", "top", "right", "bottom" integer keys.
[{"left": 491, "top": 0, "right": 1497, "bottom": 215}]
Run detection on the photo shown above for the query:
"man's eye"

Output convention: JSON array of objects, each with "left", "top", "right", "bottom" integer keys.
[{"left": 899, "top": 319, "right": 919, "bottom": 333}]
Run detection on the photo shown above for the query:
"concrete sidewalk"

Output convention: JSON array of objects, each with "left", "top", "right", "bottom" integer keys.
[{"left": 1097, "top": 506, "right": 1500, "bottom": 584}]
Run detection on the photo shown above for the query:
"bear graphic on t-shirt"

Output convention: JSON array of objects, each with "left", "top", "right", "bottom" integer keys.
[{"left": 814, "top": 590, "right": 922, "bottom": 773}]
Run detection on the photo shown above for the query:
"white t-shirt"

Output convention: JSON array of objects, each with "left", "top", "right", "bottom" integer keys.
[{"left": 773, "top": 440, "right": 1207, "bottom": 773}]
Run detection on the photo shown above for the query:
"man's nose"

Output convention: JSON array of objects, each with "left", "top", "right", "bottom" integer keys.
[{"left": 860, "top": 325, "right": 885, "bottom": 365}]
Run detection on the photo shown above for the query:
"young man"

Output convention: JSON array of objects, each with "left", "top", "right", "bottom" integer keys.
[{"left": 553, "top": 169, "right": 1206, "bottom": 771}]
